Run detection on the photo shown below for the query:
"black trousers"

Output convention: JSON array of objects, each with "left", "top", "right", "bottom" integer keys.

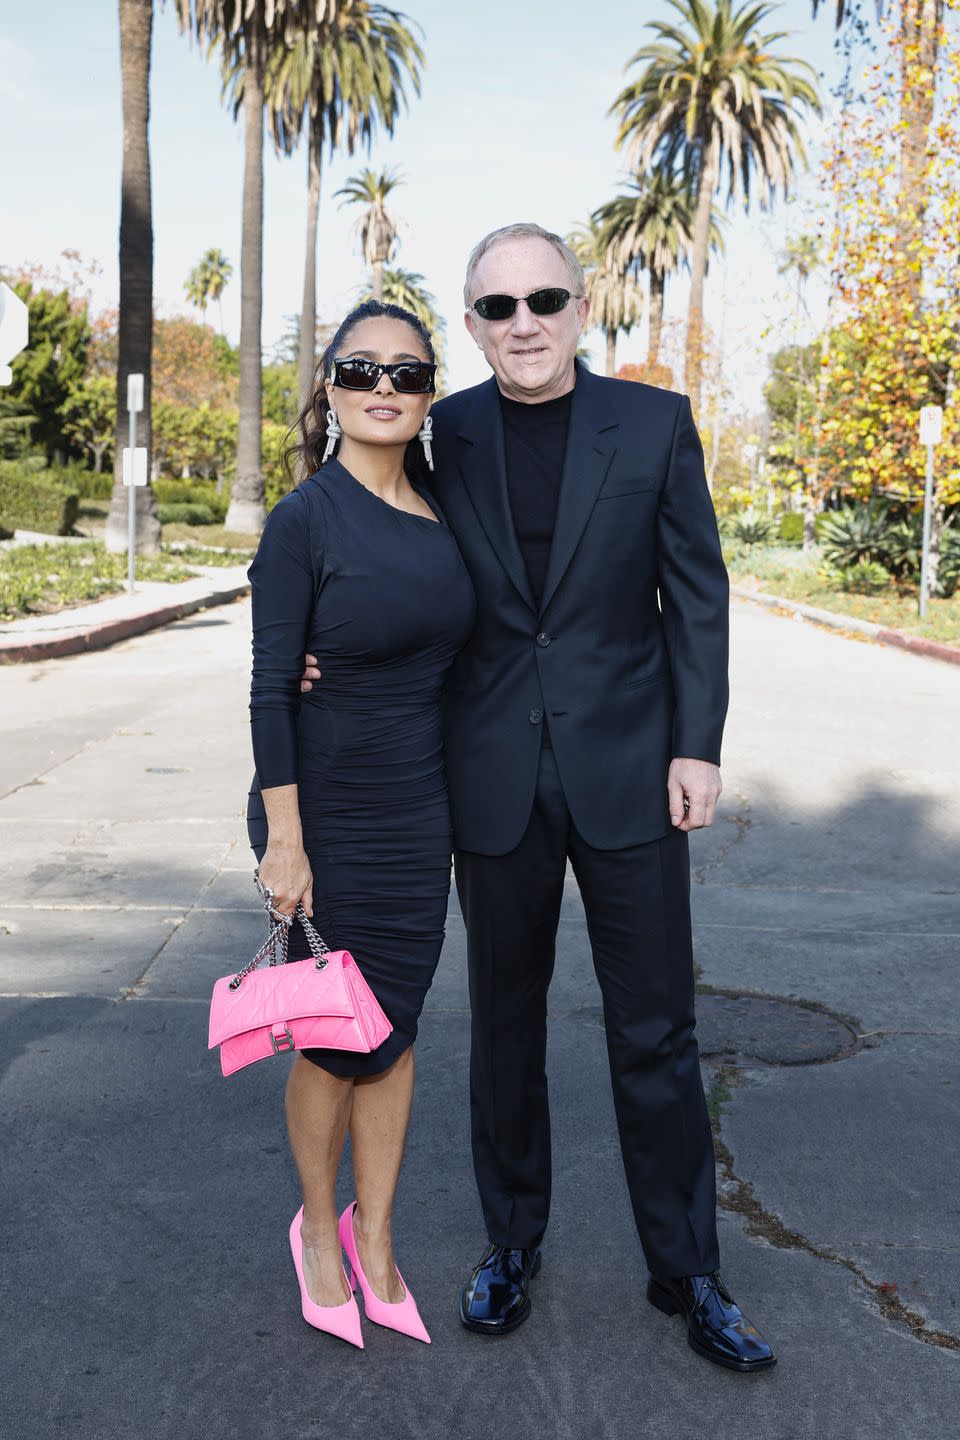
[{"left": 454, "top": 743, "right": 720, "bottom": 1279}]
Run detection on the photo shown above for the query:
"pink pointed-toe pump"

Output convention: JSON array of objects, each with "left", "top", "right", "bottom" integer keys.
[
  {"left": 289, "top": 1207, "right": 364, "bottom": 1349},
  {"left": 339, "top": 1201, "right": 431, "bottom": 1344}
]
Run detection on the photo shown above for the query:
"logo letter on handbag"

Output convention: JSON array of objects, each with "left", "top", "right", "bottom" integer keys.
[{"left": 207, "top": 873, "right": 393, "bottom": 1077}]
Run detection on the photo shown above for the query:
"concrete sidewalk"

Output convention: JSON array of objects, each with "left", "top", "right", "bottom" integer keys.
[
  {"left": 0, "top": 598, "right": 958, "bottom": 1439},
  {"left": 0, "top": 563, "right": 250, "bottom": 662}
]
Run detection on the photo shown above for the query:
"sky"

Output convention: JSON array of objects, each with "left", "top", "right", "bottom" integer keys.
[{"left": 1, "top": 0, "right": 881, "bottom": 413}]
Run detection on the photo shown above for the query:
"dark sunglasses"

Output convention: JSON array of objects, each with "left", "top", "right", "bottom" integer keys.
[
  {"left": 330, "top": 357, "right": 436, "bottom": 394},
  {"left": 471, "top": 287, "right": 581, "bottom": 322}
]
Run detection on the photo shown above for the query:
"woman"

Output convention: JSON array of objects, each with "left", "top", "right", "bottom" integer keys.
[{"left": 246, "top": 301, "right": 475, "bottom": 1348}]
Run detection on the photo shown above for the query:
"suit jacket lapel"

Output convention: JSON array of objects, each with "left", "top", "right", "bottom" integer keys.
[
  {"left": 539, "top": 363, "right": 619, "bottom": 615},
  {"left": 456, "top": 377, "right": 537, "bottom": 612}
]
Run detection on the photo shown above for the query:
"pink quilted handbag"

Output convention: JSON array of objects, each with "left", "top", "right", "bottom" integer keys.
[{"left": 208, "top": 874, "right": 392, "bottom": 1077}]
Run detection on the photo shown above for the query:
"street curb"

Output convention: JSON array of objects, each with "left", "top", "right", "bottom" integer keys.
[
  {"left": 0, "top": 581, "right": 250, "bottom": 664},
  {"left": 731, "top": 585, "right": 960, "bottom": 667}
]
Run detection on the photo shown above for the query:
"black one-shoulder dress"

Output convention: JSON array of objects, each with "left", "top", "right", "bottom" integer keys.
[{"left": 246, "top": 457, "right": 476, "bottom": 1076}]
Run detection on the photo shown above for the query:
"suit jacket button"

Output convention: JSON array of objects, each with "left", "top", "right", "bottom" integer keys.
[
  {"left": 529, "top": 709, "right": 543, "bottom": 725},
  {"left": 536, "top": 632, "right": 551, "bottom": 648}
]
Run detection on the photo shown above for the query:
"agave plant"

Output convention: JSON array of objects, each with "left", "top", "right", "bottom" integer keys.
[
  {"left": 837, "top": 559, "right": 890, "bottom": 595},
  {"left": 731, "top": 509, "right": 776, "bottom": 546},
  {"left": 935, "top": 521, "right": 959, "bottom": 598},
  {"left": 818, "top": 503, "right": 893, "bottom": 571}
]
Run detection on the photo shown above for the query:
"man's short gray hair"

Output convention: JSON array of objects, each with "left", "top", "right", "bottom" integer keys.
[{"left": 463, "top": 222, "right": 586, "bottom": 308}]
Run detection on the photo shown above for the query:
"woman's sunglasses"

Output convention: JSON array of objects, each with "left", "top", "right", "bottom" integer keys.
[
  {"left": 470, "top": 287, "right": 581, "bottom": 322},
  {"left": 331, "top": 358, "right": 436, "bottom": 394}
]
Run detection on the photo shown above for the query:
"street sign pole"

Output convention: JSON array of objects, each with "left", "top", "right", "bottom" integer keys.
[
  {"left": 918, "top": 405, "right": 942, "bottom": 620},
  {"left": 126, "top": 374, "right": 144, "bottom": 595}
]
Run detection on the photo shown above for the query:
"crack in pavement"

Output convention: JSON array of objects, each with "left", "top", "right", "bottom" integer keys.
[
  {"left": 708, "top": 1065, "right": 960, "bottom": 1354},
  {"left": 692, "top": 792, "right": 753, "bottom": 885},
  {"left": 115, "top": 838, "right": 240, "bottom": 1002}
]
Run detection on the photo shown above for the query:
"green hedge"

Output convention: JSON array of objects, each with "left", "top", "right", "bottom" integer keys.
[
  {"left": 153, "top": 478, "right": 228, "bottom": 523},
  {"left": 68, "top": 466, "right": 114, "bottom": 500},
  {"left": 0, "top": 460, "right": 79, "bottom": 535},
  {"left": 156, "top": 501, "right": 217, "bottom": 525}
]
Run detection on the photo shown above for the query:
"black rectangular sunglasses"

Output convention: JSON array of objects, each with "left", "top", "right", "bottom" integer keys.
[
  {"left": 331, "top": 358, "right": 437, "bottom": 393},
  {"left": 471, "top": 287, "right": 580, "bottom": 322}
]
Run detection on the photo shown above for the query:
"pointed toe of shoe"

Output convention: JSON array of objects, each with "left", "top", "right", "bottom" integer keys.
[
  {"left": 339, "top": 1201, "right": 430, "bottom": 1342},
  {"left": 290, "top": 1207, "right": 365, "bottom": 1349}
]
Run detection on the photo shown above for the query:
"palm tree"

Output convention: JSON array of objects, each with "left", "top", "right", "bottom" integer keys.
[
  {"left": 567, "top": 220, "right": 643, "bottom": 377},
  {"left": 105, "top": 0, "right": 162, "bottom": 556},
  {"left": 337, "top": 166, "right": 403, "bottom": 301},
  {"left": 611, "top": 0, "right": 821, "bottom": 411},
  {"left": 776, "top": 232, "right": 822, "bottom": 547},
  {"left": 593, "top": 168, "right": 718, "bottom": 366},
  {"left": 357, "top": 266, "right": 447, "bottom": 386},
  {"left": 260, "top": 6, "right": 423, "bottom": 409},
  {"left": 175, "top": 2, "right": 324, "bottom": 533},
  {"left": 184, "top": 248, "right": 233, "bottom": 330}
]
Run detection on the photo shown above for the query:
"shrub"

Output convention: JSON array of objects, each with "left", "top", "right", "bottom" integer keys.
[
  {"left": 0, "top": 460, "right": 79, "bottom": 535},
  {"left": 818, "top": 503, "right": 893, "bottom": 571},
  {"left": 156, "top": 501, "right": 217, "bottom": 526},
  {"left": 836, "top": 559, "right": 890, "bottom": 594},
  {"left": 731, "top": 510, "right": 776, "bottom": 545},
  {"left": 66, "top": 465, "right": 114, "bottom": 500},
  {"left": 935, "top": 525, "right": 959, "bottom": 598},
  {"left": 153, "top": 478, "right": 228, "bottom": 523},
  {"left": 778, "top": 512, "right": 804, "bottom": 545}
]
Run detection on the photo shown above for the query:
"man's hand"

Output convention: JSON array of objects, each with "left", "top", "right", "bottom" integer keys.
[
  {"left": 300, "top": 653, "right": 322, "bottom": 694},
  {"left": 667, "top": 757, "right": 722, "bottom": 832}
]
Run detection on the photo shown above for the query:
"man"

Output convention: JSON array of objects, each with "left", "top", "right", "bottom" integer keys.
[{"left": 303, "top": 223, "right": 774, "bottom": 1371}]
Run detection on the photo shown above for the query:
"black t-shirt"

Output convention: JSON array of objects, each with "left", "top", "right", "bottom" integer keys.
[{"left": 499, "top": 385, "right": 574, "bottom": 608}]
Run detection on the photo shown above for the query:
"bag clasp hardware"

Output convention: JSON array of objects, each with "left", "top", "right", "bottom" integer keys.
[{"left": 271, "top": 1026, "right": 296, "bottom": 1054}]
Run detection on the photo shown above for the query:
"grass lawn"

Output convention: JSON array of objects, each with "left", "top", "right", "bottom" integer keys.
[
  {"left": 725, "top": 544, "right": 960, "bottom": 647},
  {"left": 161, "top": 522, "right": 259, "bottom": 551},
  {"left": 2, "top": 540, "right": 198, "bottom": 622}
]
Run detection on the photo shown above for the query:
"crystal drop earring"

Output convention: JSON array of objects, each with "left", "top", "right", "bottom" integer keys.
[{"left": 321, "top": 408, "right": 341, "bottom": 463}]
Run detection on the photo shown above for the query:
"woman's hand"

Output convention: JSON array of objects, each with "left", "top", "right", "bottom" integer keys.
[{"left": 258, "top": 840, "right": 314, "bottom": 917}]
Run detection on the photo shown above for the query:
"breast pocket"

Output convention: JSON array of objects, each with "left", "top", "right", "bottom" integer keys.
[{"left": 597, "top": 475, "right": 661, "bottom": 500}]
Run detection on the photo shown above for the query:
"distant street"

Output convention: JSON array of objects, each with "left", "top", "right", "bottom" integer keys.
[{"left": 2, "top": 596, "right": 958, "bottom": 1439}]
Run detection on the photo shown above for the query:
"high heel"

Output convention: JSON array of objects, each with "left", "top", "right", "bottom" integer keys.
[
  {"left": 338, "top": 1201, "right": 431, "bottom": 1344},
  {"left": 289, "top": 1207, "right": 364, "bottom": 1349}
]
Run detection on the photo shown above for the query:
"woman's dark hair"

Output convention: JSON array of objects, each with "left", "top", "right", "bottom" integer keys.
[{"left": 281, "top": 300, "right": 436, "bottom": 487}]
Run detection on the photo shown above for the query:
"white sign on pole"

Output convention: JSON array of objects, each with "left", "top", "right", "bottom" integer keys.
[
  {"left": 0, "top": 281, "right": 29, "bottom": 386},
  {"left": 919, "top": 405, "right": 943, "bottom": 446},
  {"left": 127, "top": 373, "right": 144, "bottom": 412},
  {"left": 122, "top": 447, "right": 148, "bottom": 487}
]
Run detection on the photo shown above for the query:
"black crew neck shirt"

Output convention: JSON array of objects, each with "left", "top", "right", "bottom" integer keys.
[{"left": 499, "top": 385, "right": 574, "bottom": 608}]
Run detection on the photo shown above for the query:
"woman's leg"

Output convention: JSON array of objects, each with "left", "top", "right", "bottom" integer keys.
[
  {"left": 285, "top": 1053, "right": 355, "bottom": 1305},
  {"left": 349, "top": 1045, "right": 416, "bottom": 1304}
]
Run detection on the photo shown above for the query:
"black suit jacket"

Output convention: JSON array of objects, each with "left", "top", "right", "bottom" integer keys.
[{"left": 428, "top": 361, "right": 729, "bottom": 856}]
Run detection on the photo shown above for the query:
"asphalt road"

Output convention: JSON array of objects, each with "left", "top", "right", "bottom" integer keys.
[{"left": 1, "top": 595, "right": 958, "bottom": 1439}]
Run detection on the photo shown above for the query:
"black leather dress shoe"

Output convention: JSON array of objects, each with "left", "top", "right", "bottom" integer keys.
[
  {"left": 459, "top": 1244, "right": 542, "bottom": 1334},
  {"left": 647, "top": 1271, "right": 776, "bottom": 1371}
]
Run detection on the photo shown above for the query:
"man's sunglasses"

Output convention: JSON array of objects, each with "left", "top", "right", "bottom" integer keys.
[
  {"left": 470, "top": 287, "right": 581, "bottom": 322},
  {"left": 330, "top": 358, "right": 436, "bottom": 394}
]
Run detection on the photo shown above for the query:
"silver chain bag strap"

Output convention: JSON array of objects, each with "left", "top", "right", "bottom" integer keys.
[{"left": 228, "top": 868, "right": 330, "bottom": 991}]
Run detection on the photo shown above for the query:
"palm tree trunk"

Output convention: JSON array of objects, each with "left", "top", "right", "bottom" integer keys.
[
  {"left": 896, "top": 0, "right": 943, "bottom": 314},
  {"left": 105, "top": 0, "right": 161, "bottom": 556},
  {"left": 648, "top": 269, "right": 665, "bottom": 362},
  {"left": 225, "top": 23, "right": 266, "bottom": 535},
  {"left": 372, "top": 257, "right": 385, "bottom": 302},
  {"left": 298, "top": 135, "right": 322, "bottom": 413},
  {"left": 605, "top": 328, "right": 617, "bottom": 376},
  {"left": 684, "top": 136, "right": 720, "bottom": 414}
]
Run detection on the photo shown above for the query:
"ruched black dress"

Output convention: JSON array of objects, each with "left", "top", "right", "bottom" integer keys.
[{"left": 246, "top": 457, "right": 476, "bottom": 1076}]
